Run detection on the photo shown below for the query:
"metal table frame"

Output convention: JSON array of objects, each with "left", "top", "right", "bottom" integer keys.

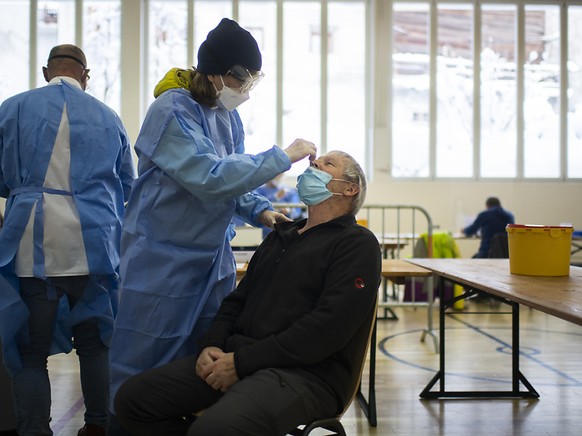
[{"left": 420, "top": 276, "right": 539, "bottom": 399}]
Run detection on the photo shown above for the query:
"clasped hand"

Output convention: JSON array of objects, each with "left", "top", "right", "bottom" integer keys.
[{"left": 196, "top": 347, "right": 239, "bottom": 392}]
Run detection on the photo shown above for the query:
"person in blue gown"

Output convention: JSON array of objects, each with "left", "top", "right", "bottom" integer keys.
[
  {"left": 0, "top": 44, "right": 135, "bottom": 436},
  {"left": 254, "top": 174, "right": 305, "bottom": 238},
  {"left": 108, "top": 18, "right": 316, "bottom": 418}
]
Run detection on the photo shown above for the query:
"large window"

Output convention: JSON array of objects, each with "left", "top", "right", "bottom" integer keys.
[
  {"left": 193, "top": 0, "right": 232, "bottom": 52},
  {"left": 238, "top": 1, "right": 277, "bottom": 155},
  {"left": 0, "top": 1, "right": 30, "bottom": 102},
  {"left": 480, "top": 4, "right": 517, "bottom": 178},
  {"left": 0, "top": 1, "right": 120, "bottom": 112},
  {"left": 389, "top": 1, "right": 580, "bottom": 180},
  {"left": 83, "top": 0, "right": 121, "bottom": 113},
  {"left": 523, "top": 4, "right": 560, "bottom": 178},
  {"left": 328, "top": 1, "right": 367, "bottom": 167},
  {"left": 282, "top": 1, "right": 322, "bottom": 173},
  {"left": 4, "top": 1, "right": 582, "bottom": 181},
  {"left": 436, "top": 3, "right": 474, "bottom": 177},
  {"left": 568, "top": 5, "right": 582, "bottom": 178},
  {"left": 392, "top": 3, "right": 430, "bottom": 177},
  {"left": 145, "top": 0, "right": 368, "bottom": 175},
  {"left": 36, "top": 1, "right": 76, "bottom": 87},
  {"left": 147, "top": 0, "right": 188, "bottom": 106}
]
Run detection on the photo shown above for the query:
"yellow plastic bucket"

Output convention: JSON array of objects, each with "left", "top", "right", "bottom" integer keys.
[{"left": 506, "top": 224, "right": 573, "bottom": 276}]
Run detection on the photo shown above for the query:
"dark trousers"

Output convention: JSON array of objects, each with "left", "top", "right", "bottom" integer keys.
[
  {"left": 0, "top": 341, "right": 17, "bottom": 432},
  {"left": 14, "top": 276, "right": 109, "bottom": 435},
  {"left": 114, "top": 356, "right": 338, "bottom": 436}
]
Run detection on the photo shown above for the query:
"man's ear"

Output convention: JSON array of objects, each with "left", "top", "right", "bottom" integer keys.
[
  {"left": 80, "top": 70, "right": 90, "bottom": 91},
  {"left": 42, "top": 67, "right": 50, "bottom": 83},
  {"left": 343, "top": 183, "right": 360, "bottom": 197}
]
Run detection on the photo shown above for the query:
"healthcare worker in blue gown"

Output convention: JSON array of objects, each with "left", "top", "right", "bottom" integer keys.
[
  {"left": 108, "top": 18, "right": 317, "bottom": 415},
  {"left": 0, "top": 44, "right": 135, "bottom": 436}
]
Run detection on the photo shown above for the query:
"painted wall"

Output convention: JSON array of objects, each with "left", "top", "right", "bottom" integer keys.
[
  {"left": 365, "top": 180, "right": 582, "bottom": 232},
  {"left": 2, "top": 181, "right": 581, "bottom": 261}
]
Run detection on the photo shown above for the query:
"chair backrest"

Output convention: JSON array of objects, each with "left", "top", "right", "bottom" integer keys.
[
  {"left": 289, "top": 298, "right": 378, "bottom": 436},
  {"left": 338, "top": 296, "right": 379, "bottom": 417},
  {"left": 488, "top": 232, "right": 509, "bottom": 258}
]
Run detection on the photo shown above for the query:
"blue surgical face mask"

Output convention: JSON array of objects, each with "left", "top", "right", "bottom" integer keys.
[{"left": 296, "top": 167, "right": 347, "bottom": 206}]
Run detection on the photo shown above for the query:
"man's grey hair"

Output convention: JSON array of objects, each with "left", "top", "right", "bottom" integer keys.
[{"left": 334, "top": 151, "right": 367, "bottom": 215}]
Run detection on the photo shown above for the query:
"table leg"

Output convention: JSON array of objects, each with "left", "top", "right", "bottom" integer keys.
[
  {"left": 420, "top": 274, "right": 439, "bottom": 353},
  {"left": 420, "top": 278, "right": 539, "bottom": 399},
  {"left": 356, "top": 318, "right": 378, "bottom": 426}
]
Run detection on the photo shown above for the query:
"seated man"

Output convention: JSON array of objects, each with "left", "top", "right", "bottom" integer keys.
[
  {"left": 114, "top": 151, "right": 381, "bottom": 436},
  {"left": 462, "top": 196, "right": 515, "bottom": 258}
]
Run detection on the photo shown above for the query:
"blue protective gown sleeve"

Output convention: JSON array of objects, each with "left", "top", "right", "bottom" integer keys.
[
  {"left": 234, "top": 192, "right": 273, "bottom": 227},
  {"left": 118, "top": 125, "right": 136, "bottom": 202},
  {"left": 149, "top": 117, "right": 291, "bottom": 202},
  {"left": 0, "top": 129, "right": 6, "bottom": 197}
]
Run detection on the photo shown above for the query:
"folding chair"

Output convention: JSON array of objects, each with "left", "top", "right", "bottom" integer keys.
[{"left": 288, "top": 298, "right": 378, "bottom": 436}]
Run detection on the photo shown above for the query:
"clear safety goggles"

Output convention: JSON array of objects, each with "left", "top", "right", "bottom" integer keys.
[{"left": 227, "top": 65, "right": 264, "bottom": 93}]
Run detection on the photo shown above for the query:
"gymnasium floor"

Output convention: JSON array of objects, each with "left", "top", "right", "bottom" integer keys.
[{"left": 14, "top": 299, "right": 582, "bottom": 435}]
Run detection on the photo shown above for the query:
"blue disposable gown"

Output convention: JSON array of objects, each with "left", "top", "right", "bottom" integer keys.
[
  {"left": 109, "top": 88, "right": 292, "bottom": 400},
  {"left": 0, "top": 80, "right": 135, "bottom": 375}
]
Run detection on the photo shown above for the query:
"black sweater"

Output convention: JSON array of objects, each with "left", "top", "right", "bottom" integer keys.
[{"left": 201, "top": 214, "right": 382, "bottom": 412}]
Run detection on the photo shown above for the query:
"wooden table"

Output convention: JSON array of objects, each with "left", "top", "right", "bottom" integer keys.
[
  {"left": 377, "top": 239, "right": 408, "bottom": 259},
  {"left": 407, "top": 258, "right": 582, "bottom": 399},
  {"left": 356, "top": 259, "right": 433, "bottom": 426},
  {"left": 378, "top": 260, "right": 438, "bottom": 349},
  {"left": 382, "top": 258, "right": 431, "bottom": 281}
]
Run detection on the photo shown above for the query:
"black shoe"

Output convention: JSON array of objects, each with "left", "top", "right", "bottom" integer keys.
[{"left": 78, "top": 424, "right": 106, "bottom": 436}]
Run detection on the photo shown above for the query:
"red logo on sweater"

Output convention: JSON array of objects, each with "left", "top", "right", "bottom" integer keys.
[{"left": 354, "top": 278, "right": 365, "bottom": 289}]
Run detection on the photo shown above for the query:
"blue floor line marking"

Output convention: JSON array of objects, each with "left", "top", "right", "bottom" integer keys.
[
  {"left": 52, "top": 396, "right": 84, "bottom": 435},
  {"left": 377, "top": 325, "right": 582, "bottom": 387},
  {"left": 448, "top": 314, "right": 582, "bottom": 385}
]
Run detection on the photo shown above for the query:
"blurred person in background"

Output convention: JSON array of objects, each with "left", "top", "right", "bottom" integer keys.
[
  {"left": 254, "top": 173, "right": 304, "bottom": 238},
  {"left": 461, "top": 196, "right": 515, "bottom": 258}
]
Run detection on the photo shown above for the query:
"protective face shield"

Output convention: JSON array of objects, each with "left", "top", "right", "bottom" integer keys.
[
  {"left": 296, "top": 167, "right": 348, "bottom": 206},
  {"left": 215, "top": 76, "right": 250, "bottom": 111},
  {"left": 227, "top": 65, "right": 264, "bottom": 93}
]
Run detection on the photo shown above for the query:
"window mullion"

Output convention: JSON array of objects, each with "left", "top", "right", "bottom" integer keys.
[
  {"left": 30, "top": 0, "right": 38, "bottom": 89},
  {"left": 188, "top": 0, "right": 195, "bottom": 68},
  {"left": 276, "top": 0, "right": 283, "bottom": 148},
  {"left": 76, "top": 0, "right": 83, "bottom": 47},
  {"left": 430, "top": 0, "right": 438, "bottom": 179},
  {"left": 516, "top": 1, "right": 525, "bottom": 179},
  {"left": 321, "top": 0, "right": 328, "bottom": 155},
  {"left": 474, "top": 1, "right": 481, "bottom": 179},
  {"left": 560, "top": 1, "right": 568, "bottom": 180}
]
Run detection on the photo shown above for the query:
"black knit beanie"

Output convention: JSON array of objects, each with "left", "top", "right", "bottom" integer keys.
[{"left": 197, "top": 18, "right": 262, "bottom": 74}]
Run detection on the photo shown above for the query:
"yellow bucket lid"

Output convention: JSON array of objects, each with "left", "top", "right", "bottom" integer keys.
[{"left": 506, "top": 224, "right": 574, "bottom": 237}]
